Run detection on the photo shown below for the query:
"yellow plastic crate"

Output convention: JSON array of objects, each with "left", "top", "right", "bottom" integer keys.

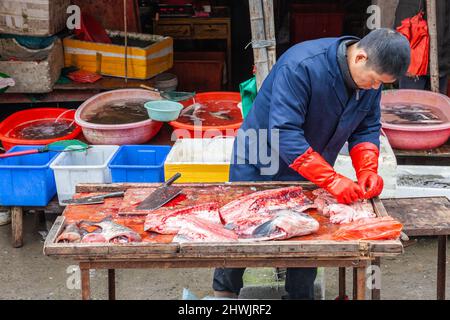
[
  {"left": 63, "top": 31, "right": 173, "bottom": 80},
  {"left": 164, "top": 138, "right": 234, "bottom": 183}
]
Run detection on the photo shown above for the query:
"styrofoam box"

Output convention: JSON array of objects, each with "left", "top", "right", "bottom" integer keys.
[
  {"left": 334, "top": 135, "right": 397, "bottom": 199},
  {"left": 164, "top": 138, "right": 234, "bottom": 183},
  {"left": 0, "top": 0, "right": 70, "bottom": 36},
  {"left": 395, "top": 165, "right": 450, "bottom": 200},
  {"left": 0, "top": 38, "right": 64, "bottom": 93},
  {"left": 50, "top": 145, "right": 119, "bottom": 205}
]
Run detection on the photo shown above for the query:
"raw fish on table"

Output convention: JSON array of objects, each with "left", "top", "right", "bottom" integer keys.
[
  {"left": 241, "top": 209, "right": 320, "bottom": 241},
  {"left": 80, "top": 216, "right": 142, "bottom": 243},
  {"left": 56, "top": 223, "right": 84, "bottom": 243},
  {"left": 144, "top": 202, "right": 221, "bottom": 234},
  {"left": 219, "top": 186, "right": 319, "bottom": 240},
  {"left": 173, "top": 217, "right": 238, "bottom": 243},
  {"left": 219, "top": 186, "right": 315, "bottom": 224},
  {"left": 312, "top": 189, "right": 376, "bottom": 224}
]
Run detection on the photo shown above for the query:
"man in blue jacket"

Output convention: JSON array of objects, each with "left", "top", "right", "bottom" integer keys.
[{"left": 213, "top": 28, "right": 410, "bottom": 299}]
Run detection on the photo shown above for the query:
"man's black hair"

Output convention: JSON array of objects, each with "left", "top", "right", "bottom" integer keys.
[{"left": 357, "top": 28, "right": 411, "bottom": 78}]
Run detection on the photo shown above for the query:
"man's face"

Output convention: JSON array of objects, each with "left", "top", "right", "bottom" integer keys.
[{"left": 349, "top": 50, "right": 397, "bottom": 90}]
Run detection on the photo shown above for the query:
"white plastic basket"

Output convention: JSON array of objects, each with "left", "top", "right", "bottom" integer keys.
[
  {"left": 50, "top": 145, "right": 119, "bottom": 205},
  {"left": 164, "top": 138, "right": 235, "bottom": 183}
]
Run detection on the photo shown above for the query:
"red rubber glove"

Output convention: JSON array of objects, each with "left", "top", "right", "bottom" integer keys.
[
  {"left": 350, "top": 142, "right": 384, "bottom": 199},
  {"left": 290, "top": 148, "right": 364, "bottom": 204}
]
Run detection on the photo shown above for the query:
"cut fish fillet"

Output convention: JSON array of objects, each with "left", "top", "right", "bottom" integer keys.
[
  {"left": 242, "top": 209, "right": 320, "bottom": 241},
  {"left": 219, "top": 186, "right": 309, "bottom": 224},
  {"left": 144, "top": 202, "right": 221, "bottom": 234},
  {"left": 313, "top": 189, "right": 376, "bottom": 224},
  {"left": 173, "top": 217, "right": 238, "bottom": 243}
]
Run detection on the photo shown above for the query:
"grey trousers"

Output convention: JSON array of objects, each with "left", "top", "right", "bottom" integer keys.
[{"left": 213, "top": 267, "right": 317, "bottom": 300}]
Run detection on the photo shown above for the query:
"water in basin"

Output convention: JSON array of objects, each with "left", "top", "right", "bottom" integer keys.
[
  {"left": 177, "top": 100, "right": 242, "bottom": 126},
  {"left": 7, "top": 119, "right": 75, "bottom": 140},
  {"left": 82, "top": 99, "right": 150, "bottom": 125},
  {"left": 381, "top": 103, "right": 448, "bottom": 125}
]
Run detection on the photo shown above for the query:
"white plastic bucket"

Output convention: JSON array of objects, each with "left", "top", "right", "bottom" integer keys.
[{"left": 0, "top": 207, "right": 11, "bottom": 226}]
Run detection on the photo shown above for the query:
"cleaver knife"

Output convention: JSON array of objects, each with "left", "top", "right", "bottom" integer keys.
[
  {"left": 61, "top": 191, "right": 125, "bottom": 205},
  {"left": 136, "top": 173, "right": 182, "bottom": 210}
]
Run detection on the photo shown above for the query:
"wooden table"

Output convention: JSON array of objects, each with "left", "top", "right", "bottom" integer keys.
[
  {"left": 9, "top": 198, "right": 64, "bottom": 248},
  {"left": 0, "top": 77, "right": 155, "bottom": 105},
  {"left": 394, "top": 139, "right": 450, "bottom": 166},
  {"left": 43, "top": 182, "right": 403, "bottom": 300},
  {"left": 383, "top": 197, "right": 450, "bottom": 300}
]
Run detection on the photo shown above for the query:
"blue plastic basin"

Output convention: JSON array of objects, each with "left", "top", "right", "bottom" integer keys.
[
  {"left": 108, "top": 145, "right": 171, "bottom": 183},
  {"left": 0, "top": 146, "right": 58, "bottom": 206}
]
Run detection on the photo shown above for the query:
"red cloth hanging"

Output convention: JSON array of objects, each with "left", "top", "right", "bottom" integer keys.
[{"left": 396, "top": 12, "right": 430, "bottom": 76}]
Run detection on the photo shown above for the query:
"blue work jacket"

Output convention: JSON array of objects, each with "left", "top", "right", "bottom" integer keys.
[{"left": 230, "top": 36, "right": 382, "bottom": 182}]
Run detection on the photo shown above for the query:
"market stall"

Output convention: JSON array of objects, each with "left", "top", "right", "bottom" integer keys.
[{"left": 44, "top": 181, "right": 404, "bottom": 300}]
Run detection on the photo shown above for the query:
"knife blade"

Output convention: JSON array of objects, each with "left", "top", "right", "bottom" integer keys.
[
  {"left": 136, "top": 173, "right": 182, "bottom": 210},
  {"left": 61, "top": 191, "right": 125, "bottom": 205}
]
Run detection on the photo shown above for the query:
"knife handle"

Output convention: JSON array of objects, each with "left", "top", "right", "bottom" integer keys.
[
  {"left": 164, "top": 173, "right": 181, "bottom": 187},
  {"left": 99, "top": 191, "right": 125, "bottom": 199}
]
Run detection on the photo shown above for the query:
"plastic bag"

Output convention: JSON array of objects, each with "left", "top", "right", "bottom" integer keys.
[
  {"left": 239, "top": 76, "right": 257, "bottom": 119},
  {"left": 396, "top": 12, "right": 430, "bottom": 76},
  {"left": 67, "top": 70, "right": 102, "bottom": 83},
  {"left": 331, "top": 217, "right": 403, "bottom": 241}
]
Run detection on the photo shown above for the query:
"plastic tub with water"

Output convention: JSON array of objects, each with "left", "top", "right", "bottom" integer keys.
[
  {"left": 381, "top": 90, "right": 450, "bottom": 150},
  {"left": 75, "top": 89, "right": 163, "bottom": 145},
  {"left": 0, "top": 108, "right": 81, "bottom": 151}
]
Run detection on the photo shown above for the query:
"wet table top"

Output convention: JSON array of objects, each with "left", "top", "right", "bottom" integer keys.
[{"left": 383, "top": 197, "right": 450, "bottom": 236}]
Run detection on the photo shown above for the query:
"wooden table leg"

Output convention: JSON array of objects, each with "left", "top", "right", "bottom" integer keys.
[
  {"left": 11, "top": 207, "right": 23, "bottom": 248},
  {"left": 371, "top": 257, "right": 381, "bottom": 300},
  {"left": 437, "top": 235, "right": 447, "bottom": 300},
  {"left": 108, "top": 269, "right": 116, "bottom": 300},
  {"left": 80, "top": 264, "right": 91, "bottom": 300},
  {"left": 356, "top": 266, "right": 366, "bottom": 300},
  {"left": 352, "top": 268, "right": 357, "bottom": 300},
  {"left": 338, "top": 267, "right": 346, "bottom": 299}
]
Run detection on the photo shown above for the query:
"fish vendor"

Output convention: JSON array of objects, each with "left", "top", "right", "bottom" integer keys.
[{"left": 213, "top": 28, "right": 411, "bottom": 299}]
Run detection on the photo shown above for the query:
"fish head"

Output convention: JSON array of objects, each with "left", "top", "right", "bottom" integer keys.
[{"left": 81, "top": 233, "right": 107, "bottom": 243}]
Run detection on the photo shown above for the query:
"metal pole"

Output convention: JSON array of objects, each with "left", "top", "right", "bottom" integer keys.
[{"left": 426, "top": 0, "right": 439, "bottom": 92}]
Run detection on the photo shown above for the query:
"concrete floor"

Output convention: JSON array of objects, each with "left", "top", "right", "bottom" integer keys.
[{"left": 0, "top": 212, "right": 448, "bottom": 300}]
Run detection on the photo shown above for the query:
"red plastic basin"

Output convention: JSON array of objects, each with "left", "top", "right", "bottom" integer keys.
[
  {"left": 381, "top": 90, "right": 450, "bottom": 150},
  {"left": 0, "top": 108, "right": 81, "bottom": 151},
  {"left": 169, "top": 92, "right": 243, "bottom": 139}
]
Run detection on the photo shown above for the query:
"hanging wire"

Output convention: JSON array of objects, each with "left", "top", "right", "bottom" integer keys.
[
  {"left": 124, "top": 0, "right": 129, "bottom": 84},
  {"left": 245, "top": 39, "right": 276, "bottom": 50}
]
